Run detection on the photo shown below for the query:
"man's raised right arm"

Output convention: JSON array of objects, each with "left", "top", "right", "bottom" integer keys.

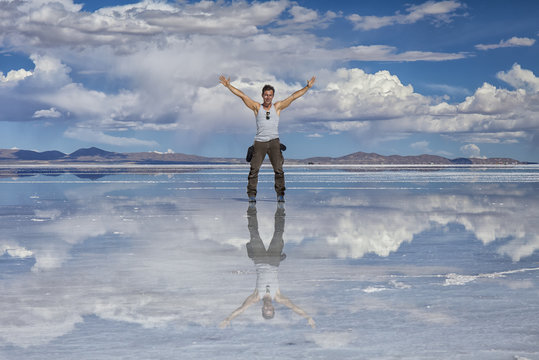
[{"left": 219, "top": 75, "right": 259, "bottom": 113}]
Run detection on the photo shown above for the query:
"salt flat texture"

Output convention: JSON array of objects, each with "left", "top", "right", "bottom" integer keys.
[{"left": 1, "top": 167, "right": 538, "bottom": 359}]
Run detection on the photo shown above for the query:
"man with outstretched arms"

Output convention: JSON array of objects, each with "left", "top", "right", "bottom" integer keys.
[{"left": 219, "top": 75, "right": 315, "bottom": 203}]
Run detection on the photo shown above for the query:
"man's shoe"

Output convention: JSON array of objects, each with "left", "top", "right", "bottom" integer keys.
[
  {"left": 248, "top": 196, "right": 256, "bottom": 203},
  {"left": 277, "top": 195, "right": 285, "bottom": 203}
]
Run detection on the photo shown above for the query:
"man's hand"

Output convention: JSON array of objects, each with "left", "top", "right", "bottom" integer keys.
[
  {"left": 307, "top": 76, "right": 316, "bottom": 89},
  {"left": 219, "top": 75, "right": 231, "bottom": 88},
  {"left": 219, "top": 319, "right": 231, "bottom": 329}
]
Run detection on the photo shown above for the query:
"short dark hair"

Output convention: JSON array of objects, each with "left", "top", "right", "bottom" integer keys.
[
  {"left": 262, "top": 84, "right": 275, "bottom": 95},
  {"left": 262, "top": 307, "right": 275, "bottom": 319}
]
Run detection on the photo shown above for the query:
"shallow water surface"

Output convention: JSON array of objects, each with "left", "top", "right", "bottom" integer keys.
[{"left": 1, "top": 166, "right": 538, "bottom": 359}]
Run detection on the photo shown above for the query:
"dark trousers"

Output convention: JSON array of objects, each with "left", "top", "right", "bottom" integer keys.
[
  {"left": 247, "top": 138, "right": 285, "bottom": 197},
  {"left": 246, "top": 206, "right": 285, "bottom": 267}
]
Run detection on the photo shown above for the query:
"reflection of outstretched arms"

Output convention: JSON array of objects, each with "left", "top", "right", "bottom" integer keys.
[
  {"left": 275, "top": 290, "right": 316, "bottom": 328},
  {"left": 219, "top": 290, "right": 260, "bottom": 329}
]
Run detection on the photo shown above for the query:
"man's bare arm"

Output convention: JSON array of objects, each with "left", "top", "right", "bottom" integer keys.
[
  {"left": 275, "top": 291, "right": 316, "bottom": 328},
  {"left": 219, "top": 290, "right": 260, "bottom": 328},
  {"left": 275, "top": 76, "right": 315, "bottom": 113},
  {"left": 219, "top": 75, "right": 260, "bottom": 114}
]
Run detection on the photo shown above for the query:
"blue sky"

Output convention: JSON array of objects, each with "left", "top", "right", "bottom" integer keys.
[{"left": 1, "top": 0, "right": 538, "bottom": 161}]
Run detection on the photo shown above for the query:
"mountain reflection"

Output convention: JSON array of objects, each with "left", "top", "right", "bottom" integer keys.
[{"left": 220, "top": 204, "right": 315, "bottom": 329}]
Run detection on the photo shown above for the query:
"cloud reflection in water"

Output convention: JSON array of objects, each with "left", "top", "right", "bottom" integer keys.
[{"left": 0, "top": 172, "right": 537, "bottom": 357}]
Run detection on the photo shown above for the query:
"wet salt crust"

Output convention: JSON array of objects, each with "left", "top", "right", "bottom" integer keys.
[{"left": 1, "top": 165, "right": 538, "bottom": 359}]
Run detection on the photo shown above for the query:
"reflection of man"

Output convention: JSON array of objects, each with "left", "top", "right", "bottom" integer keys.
[
  {"left": 220, "top": 205, "right": 315, "bottom": 329},
  {"left": 219, "top": 75, "right": 316, "bottom": 203}
]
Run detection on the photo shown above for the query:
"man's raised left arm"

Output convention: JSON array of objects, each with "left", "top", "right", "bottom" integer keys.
[{"left": 275, "top": 76, "right": 315, "bottom": 113}]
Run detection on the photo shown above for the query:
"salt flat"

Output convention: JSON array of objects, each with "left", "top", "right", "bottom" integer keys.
[{"left": 1, "top": 166, "right": 538, "bottom": 359}]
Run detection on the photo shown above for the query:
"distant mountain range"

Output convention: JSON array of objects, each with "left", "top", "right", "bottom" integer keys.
[{"left": 0, "top": 147, "right": 532, "bottom": 165}]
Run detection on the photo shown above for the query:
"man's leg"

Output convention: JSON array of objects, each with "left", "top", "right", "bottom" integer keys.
[
  {"left": 266, "top": 206, "right": 285, "bottom": 266},
  {"left": 247, "top": 141, "right": 267, "bottom": 198},
  {"left": 268, "top": 139, "right": 285, "bottom": 196},
  {"left": 246, "top": 205, "right": 267, "bottom": 260}
]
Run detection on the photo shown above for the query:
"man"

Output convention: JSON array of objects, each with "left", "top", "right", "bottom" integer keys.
[
  {"left": 219, "top": 75, "right": 316, "bottom": 203},
  {"left": 219, "top": 204, "right": 315, "bottom": 329}
]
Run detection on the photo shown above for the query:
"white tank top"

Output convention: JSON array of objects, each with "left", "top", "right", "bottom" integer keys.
[
  {"left": 254, "top": 104, "right": 279, "bottom": 142},
  {"left": 256, "top": 263, "right": 279, "bottom": 299}
]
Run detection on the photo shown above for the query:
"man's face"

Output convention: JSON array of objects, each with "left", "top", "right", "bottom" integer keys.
[
  {"left": 262, "top": 90, "right": 274, "bottom": 105},
  {"left": 262, "top": 302, "right": 275, "bottom": 319}
]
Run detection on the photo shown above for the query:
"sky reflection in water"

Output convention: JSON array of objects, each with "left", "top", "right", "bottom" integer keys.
[{"left": 1, "top": 167, "right": 538, "bottom": 359}]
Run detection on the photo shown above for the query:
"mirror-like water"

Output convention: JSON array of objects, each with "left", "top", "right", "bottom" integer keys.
[{"left": 1, "top": 166, "right": 538, "bottom": 359}]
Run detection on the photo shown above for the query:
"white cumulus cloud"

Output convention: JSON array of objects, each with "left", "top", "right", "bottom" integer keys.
[
  {"left": 0, "top": 1, "right": 536, "bottom": 152},
  {"left": 1, "top": 244, "right": 34, "bottom": 258},
  {"left": 32, "top": 107, "right": 62, "bottom": 118},
  {"left": 460, "top": 143, "right": 484, "bottom": 158},
  {"left": 0, "top": 68, "right": 33, "bottom": 84},
  {"left": 497, "top": 63, "right": 539, "bottom": 92}
]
